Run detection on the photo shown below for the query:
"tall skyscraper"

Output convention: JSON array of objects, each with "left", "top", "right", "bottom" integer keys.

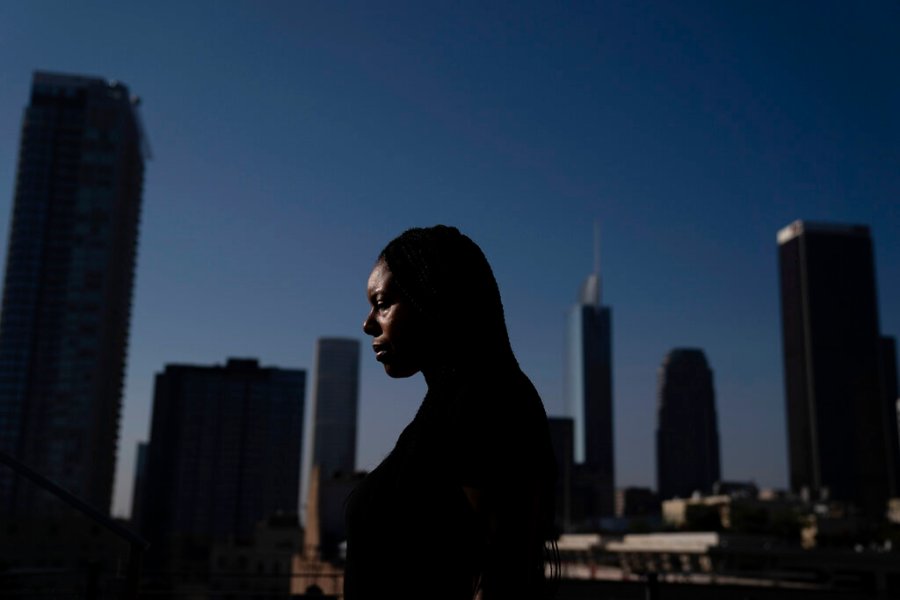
[
  {"left": 565, "top": 229, "right": 614, "bottom": 518},
  {"left": 138, "top": 359, "right": 305, "bottom": 569},
  {"left": 303, "top": 338, "right": 360, "bottom": 559},
  {"left": 656, "top": 348, "right": 721, "bottom": 501},
  {"left": 311, "top": 338, "right": 360, "bottom": 480},
  {"left": 778, "top": 220, "right": 895, "bottom": 514},
  {"left": 0, "top": 72, "right": 146, "bottom": 515}
]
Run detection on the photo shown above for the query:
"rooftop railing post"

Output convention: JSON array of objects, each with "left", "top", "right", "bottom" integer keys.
[{"left": 644, "top": 571, "right": 659, "bottom": 600}]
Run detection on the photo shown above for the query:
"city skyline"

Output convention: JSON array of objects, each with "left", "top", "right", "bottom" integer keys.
[{"left": 0, "top": 2, "right": 898, "bottom": 517}]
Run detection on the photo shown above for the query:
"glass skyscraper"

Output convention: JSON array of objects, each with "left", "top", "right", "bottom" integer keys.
[
  {"left": 778, "top": 220, "right": 896, "bottom": 515},
  {"left": 565, "top": 251, "right": 615, "bottom": 519},
  {"left": 0, "top": 72, "right": 146, "bottom": 515}
]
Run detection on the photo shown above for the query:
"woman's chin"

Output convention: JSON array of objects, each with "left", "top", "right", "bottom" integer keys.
[{"left": 383, "top": 363, "right": 419, "bottom": 379}]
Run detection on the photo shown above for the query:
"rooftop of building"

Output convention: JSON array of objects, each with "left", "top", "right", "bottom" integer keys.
[{"left": 777, "top": 220, "right": 871, "bottom": 244}]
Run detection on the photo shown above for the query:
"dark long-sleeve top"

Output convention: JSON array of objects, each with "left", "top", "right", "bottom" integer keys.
[{"left": 344, "top": 368, "right": 555, "bottom": 600}]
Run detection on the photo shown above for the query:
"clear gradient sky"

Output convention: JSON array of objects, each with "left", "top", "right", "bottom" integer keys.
[{"left": 0, "top": 1, "right": 898, "bottom": 518}]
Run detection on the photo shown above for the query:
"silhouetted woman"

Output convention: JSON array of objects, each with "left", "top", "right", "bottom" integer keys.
[{"left": 345, "top": 225, "right": 558, "bottom": 600}]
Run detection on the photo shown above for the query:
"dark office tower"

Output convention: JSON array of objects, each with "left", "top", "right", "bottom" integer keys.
[
  {"left": 139, "top": 359, "right": 305, "bottom": 571},
  {"left": 311, "top": 338, "right": 360, "bottom": 480},
  {"left": 880, "top": 336, "right": 900, "bottom": 495},
  {"left": 778, "top": 220, "right": 894, "bottom": 515},
  {"left": 656, "top": 349, "right": 721, "bottom": 501},
  {"left": 0, "top": 72, "right": 146, "bottom": 515},
  {"left": 564, "top": 228, "right": 614, "bottom": 518}
]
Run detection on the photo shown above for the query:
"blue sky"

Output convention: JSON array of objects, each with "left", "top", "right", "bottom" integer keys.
[{"left": 0, "top": 1, "right": 898, "bottom": 517}]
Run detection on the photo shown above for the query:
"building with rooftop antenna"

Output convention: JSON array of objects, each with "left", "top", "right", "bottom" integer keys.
[{"left": 565, "top": 224, "right": 615, "bottom": 521}]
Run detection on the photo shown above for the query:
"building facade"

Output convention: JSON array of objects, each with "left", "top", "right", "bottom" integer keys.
[
  {"left": 138, "top": 358, "right": 305, "bottom": 571},
  {"left": 615, "top": 486, "right": 660, "bottom": 519},
  {"left": 311, "top": 337, "right": 360, "bottom": 480},
  {"left": 0, "top": 72, "right": 146, "bottom": 515},
  {"left": 129, "top": 441, "right": 148, "bottom": 529},
  {"left": 656, "top": 348, "right": 721, "bottom": 501},
  {"left": 565, "top": 244, "right": 615, "bottom": 519},
  {"left": 778, "top": 220, "right": 895, "bottom": 515},
  {"left": 880, "top": 336, "right": 900, "bottom": 495}
]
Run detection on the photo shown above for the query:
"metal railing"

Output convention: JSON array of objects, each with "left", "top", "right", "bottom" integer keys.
[{"left": 0, "top": 449, "right": 149, "bottom": 599}]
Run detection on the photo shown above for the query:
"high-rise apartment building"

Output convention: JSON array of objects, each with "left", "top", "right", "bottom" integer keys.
[
  {"left": 311, "top": 338, "right": 360, "bottom": 480},
  {"left": 778, "top": 220, "right": 895, "bottom": 514},
  {"left": 656, "top": 348, "right": 721, "bottom": 500},
  {"left": 565, "top": 231, "right": 615, "bottom": 519},
  {"left": 0, "top": 72, "right": 146, "bottom": 515},
  {"left": 138, "top": 359, "right": 305, "bottom": 569}
]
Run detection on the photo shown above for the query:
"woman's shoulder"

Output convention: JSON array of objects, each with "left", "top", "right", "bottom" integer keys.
[{"left": 454, "top": 368, "right": 546, "bottom": 424}]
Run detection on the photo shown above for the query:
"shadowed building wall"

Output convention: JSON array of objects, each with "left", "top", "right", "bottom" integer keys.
[
  {"left": 880, "top": 336, "right": 900, "bottom": 495},
  {"left": 778, "top": 220, "right": 894, "bottom": 515},
  {"left": 129, "top": 441, "right": 148, "bottom": 529},
  {"left": 656, "top": 349, "right": 721, "bottom": 501},
  {"left": 0, "top": 71, "right": 146, "bottom": 515},
  {"left": 139, "top": 358, "right": 305, "bottom": 571}
]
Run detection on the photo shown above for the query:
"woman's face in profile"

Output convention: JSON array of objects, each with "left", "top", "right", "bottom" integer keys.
[{"left": 363, "top": 260, "right": 424, "bottom": 378}]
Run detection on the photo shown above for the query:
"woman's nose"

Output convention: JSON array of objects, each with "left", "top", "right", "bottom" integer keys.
[{"left": 363, "top": 310, "right": 378, "bottom": 335}]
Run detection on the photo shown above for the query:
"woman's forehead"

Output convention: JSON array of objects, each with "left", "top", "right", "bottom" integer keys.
[{"left": 367, "top": 261, "right": 392, "bottom": 294}]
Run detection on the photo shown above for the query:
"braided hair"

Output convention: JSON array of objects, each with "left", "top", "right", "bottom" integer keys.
[{"left": 379, "top": 225, "right": 517, "bottom": 374}]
